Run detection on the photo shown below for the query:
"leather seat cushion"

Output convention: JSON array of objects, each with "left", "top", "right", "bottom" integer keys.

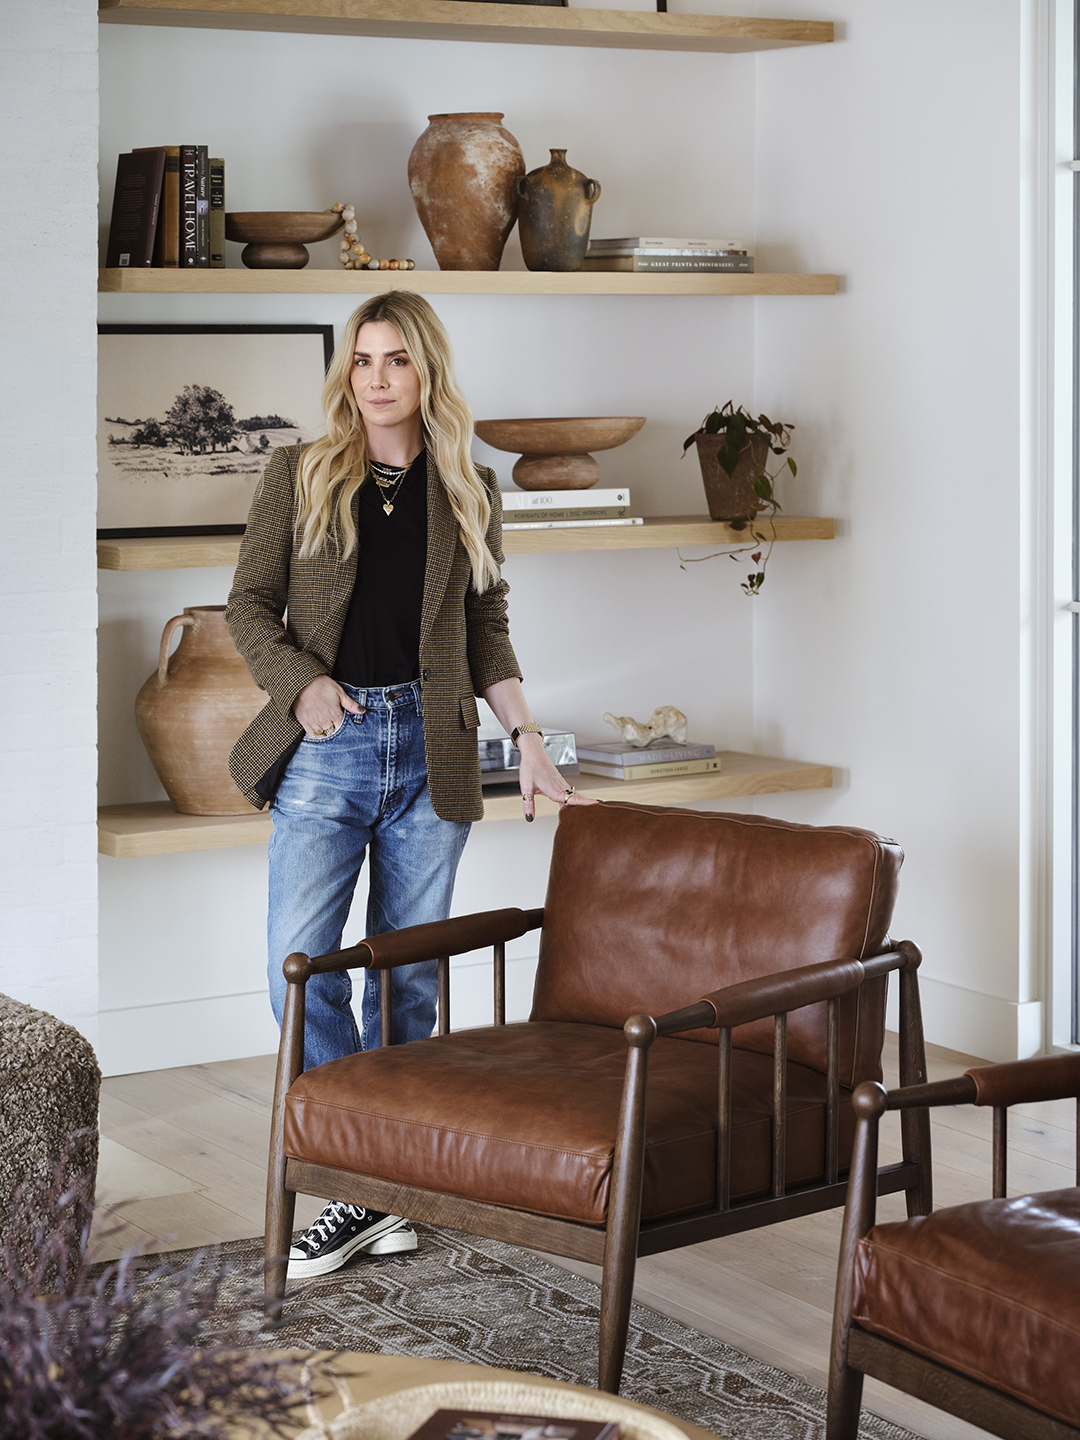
[
  {"left": 852, "top": 1188, "right": 1080, "bottom": 1426},
  {"left": 284, "top": 1021, "right": 853, "bottom": 1225}
]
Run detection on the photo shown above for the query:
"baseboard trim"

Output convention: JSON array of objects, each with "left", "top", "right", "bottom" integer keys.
[
  {"left": 97, "top": 953, "right": 542, "bottom": 1077},
  {"left": 917, "top": 977, "right": 1043, "bottom": 1062}
]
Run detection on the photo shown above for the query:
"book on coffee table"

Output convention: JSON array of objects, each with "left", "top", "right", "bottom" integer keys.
[{"left": 406, "top": 1409, "right": 620, "bottom": 1440}]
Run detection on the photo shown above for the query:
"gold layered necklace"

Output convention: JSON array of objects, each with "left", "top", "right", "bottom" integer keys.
[{"left": 369, "top": 458, "right": 411, "bottom": 516}]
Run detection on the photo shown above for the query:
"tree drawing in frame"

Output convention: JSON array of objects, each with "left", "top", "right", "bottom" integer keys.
[{"left": 97, "top": 324, "right": 334, "bottom": 537}]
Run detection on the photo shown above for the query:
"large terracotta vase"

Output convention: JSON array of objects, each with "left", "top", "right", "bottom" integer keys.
[
  {"left": 408, "top": 113, "right": 525, "bottom": 270},
  {"left": 135, "top": 605, "right": 265, "bottom": 816},
  {"left": 515, "top": 149, "right": 601, "bottom": 272}
]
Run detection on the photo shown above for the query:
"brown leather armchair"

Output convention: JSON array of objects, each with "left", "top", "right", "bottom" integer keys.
[
  {"left": 267, "top": 802, "right": 932, "bottom": 1393},
  {"left": 828, "top": 1052, "right": 1080, "bottom": 1440}
]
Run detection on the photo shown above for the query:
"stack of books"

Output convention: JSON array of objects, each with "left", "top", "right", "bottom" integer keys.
[
  {"left": 582, "top": 236, "right": 754, "bottom": 274},
  {"left": 501, "top": 488, "right": 643, "bottom": 531},
  {"left": 576, "top": 737, "right": 720, "bottom": 782},
  {"left": 105, "top": 147, "right": 225, "bottom": 270}
]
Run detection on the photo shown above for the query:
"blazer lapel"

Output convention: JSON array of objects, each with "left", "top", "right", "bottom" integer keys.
[{"left": 420, "top": 449, "right": 456, "bottom": 650}]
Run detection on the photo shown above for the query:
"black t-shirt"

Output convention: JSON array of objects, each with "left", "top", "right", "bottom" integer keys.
[{"left": 331, "top": 450, "right": 428, "bottom": 687}]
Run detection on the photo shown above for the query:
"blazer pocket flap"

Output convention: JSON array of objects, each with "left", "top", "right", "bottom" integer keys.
[{"left": 459, "top": 694, "right": 481, "bottom": 729}]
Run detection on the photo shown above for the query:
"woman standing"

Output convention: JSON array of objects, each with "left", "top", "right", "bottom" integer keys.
[{"left": 227, "top": 292, "right": 586, "bottom": 1280}]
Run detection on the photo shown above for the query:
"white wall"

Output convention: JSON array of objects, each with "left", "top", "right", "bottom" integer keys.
[
  {"left": 0, "top": 1, "right": 99, "bottom": 1042},
  {"left": 93, "top": 2, "right": 1044, "bottom": 1071},
  {"left": 749, "top": 0, "right": 1037, "bottom": 1059},
  {"left": 96, "top": 23, "right": 765, "bottom": 1074}
]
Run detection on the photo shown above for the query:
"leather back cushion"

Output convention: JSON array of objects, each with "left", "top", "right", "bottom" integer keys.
[{"left": 530, "top": 803, "right": 903, "bottom": 1086}]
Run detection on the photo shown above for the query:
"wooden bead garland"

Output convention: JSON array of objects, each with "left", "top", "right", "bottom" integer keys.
[{"left": 332, "top": 202, "right": 415, "bottom": 272}]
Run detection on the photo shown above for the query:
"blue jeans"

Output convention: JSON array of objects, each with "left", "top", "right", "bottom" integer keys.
[{"left": 267, "top": 679, "right": 471, "bottom": 1070}]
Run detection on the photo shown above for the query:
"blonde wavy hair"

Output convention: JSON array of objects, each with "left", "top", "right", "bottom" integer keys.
[{"left": 294, "top": 292, "right": 499, "bottom": 592}]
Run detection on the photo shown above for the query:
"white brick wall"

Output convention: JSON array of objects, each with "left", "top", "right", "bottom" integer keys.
[{"left": 0, "top": 0, "right": 99, "bottom": 1041}]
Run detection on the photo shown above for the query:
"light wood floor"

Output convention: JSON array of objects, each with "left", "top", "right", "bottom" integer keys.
[{"left": 92, "top": 1037, "right": 1078, "bottom": 1440}]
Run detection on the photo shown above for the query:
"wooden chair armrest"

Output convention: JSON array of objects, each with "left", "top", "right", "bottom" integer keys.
[
  {"left": 697, "top": 956, "right": 874, "bottom": 1030},
  {"left": 286, "top": 907, "right": 544, "bottom": 980},
  {"left": 963, "top": 1052, "right": 1080, "bottom": 1107}
]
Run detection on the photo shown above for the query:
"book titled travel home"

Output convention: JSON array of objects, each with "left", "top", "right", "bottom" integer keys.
[
  {"left": 179, "top": 145, "right": 198, "bottom": 268},
  {"left": 105, "top": 150, "right": 165, "bottom": 268},
  {"left": 576, "top": 739, "right": 717, "bottom": 767},
  {"left": 578, "top": 756, "right": 722, "bottom": 781},
  {"left": 208, "top": 157, "right": 225, "bottom": 267},
  {"left": 405, "top": 1410, "right": 619, "bottom": 1440}
]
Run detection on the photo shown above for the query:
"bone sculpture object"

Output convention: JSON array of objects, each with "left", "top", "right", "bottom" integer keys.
[{"left": 602, "top": 706, "right": 688, "bottom": 748}]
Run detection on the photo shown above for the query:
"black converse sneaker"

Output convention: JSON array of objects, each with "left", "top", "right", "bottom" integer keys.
[{"left": 286, "top": 1202, "right": 417, "bottom": 1279}]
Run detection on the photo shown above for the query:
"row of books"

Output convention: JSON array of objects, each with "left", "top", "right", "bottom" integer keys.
[
  {"left": 501, "top": 488, "right": 642, "bottom": 531},
  {"left": 582, "top": 234, "right": 754, "bottom": 274},
  {"left": 105, "top": 147, "right": 225, "bottom": 269}
]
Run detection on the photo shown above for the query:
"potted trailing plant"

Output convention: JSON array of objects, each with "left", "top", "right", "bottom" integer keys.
[{"left": 680, "top": 402, "right": 797, "bottom": 595}]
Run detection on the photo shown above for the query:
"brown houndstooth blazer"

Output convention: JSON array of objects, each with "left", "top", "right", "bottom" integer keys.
[{"left": 226, "top": 444, "right": 521, "bottom": 822}]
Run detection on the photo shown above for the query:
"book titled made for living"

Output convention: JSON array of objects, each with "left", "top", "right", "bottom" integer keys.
[{"left": 405, "top": 1411, "right": 620, "bottom": 1440}]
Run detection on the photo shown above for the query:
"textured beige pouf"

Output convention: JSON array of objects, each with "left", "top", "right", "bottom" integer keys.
[{"left": 0, "top": 992, "right": 101, "bottom": 1265}]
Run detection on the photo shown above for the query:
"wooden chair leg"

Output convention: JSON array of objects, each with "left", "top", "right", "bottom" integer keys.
[
  {"left": 828, "top": 1084, "right": 884, "bottom": 1440},
  {"left": 264, "top": 1182, "right": 295, "bottom": 1321},
  {"left": 897, "top": 941, "right": 933, "bottom": 1217},
  {"left": 599, "top": 1016, "right": 653, "bottom": 1394},
  {"left": 826, "top": 1356, "right": 866, "bottom": 1440},
  {"left": 265, "top": 959, "right": 307, "bottom": 1319}
]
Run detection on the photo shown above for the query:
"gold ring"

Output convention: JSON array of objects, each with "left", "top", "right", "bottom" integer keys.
[
  {"left": 563, "top": 785, "right": 576, "bottom": 801},
  {"left": 312, "top": 726, "right": 331, "bottom": 737}
]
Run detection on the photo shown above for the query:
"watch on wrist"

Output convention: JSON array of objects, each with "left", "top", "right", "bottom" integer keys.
[{"left": 511, "top": 723, "right": 544, "bottom": 747}]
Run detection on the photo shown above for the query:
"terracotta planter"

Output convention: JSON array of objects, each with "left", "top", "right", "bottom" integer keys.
[
  {"left": 135, "top": 605, "right": 265, "bottom": 816},
  {"left": 515, "top": 149, "right": 601, "bottom": 272},
  {"left": 693, "top": 432, "right": 772, "bottom": 522},
  {"left": 408, "top": 113, "right": 525, "bottom": 270}
]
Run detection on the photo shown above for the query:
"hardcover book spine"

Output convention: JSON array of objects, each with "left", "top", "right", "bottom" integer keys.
[
  {"left": 133, "top": 146, "right": 178, "bottom": 264},
  {"left": 502, "top": 517, "right": 643, "bottom": 530},
  {"left": 105, "top": 150, "right": 166, "bottom": 269},
  {"left": 582, "top": 255, "right": 754, "bottom": 273},
  {"left": 576, "top": 743, "right": 717, "bottom": 766},
  {"left": 501, "top": 488, "right": 630, "bottom": 509},
  {"left": 179, "top": 146, "right": 198, "bottom": 269},
  {"left": 578, "top": 757, "right": 722, "bottom": 781},
  {"left": 501, "top": 506, "right": 629, "bottom": 523},
  {"left": 196, "top": 145, "right": 210, "bottom": 267},
  {"left": 208, "top": 157, "right": 225, "bottom": 268}
]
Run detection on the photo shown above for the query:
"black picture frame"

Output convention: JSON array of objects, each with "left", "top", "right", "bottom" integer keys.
[{"left": 97, "top": 322, "right": 334, "bottom": 539}]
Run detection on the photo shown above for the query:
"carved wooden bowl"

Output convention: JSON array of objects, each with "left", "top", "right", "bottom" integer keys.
[
  {"left": 473, "top": 415, "right": 646, "bottom": 489},
  {"left": 224, "top": 210, "right": 345, "bottom": 269}
]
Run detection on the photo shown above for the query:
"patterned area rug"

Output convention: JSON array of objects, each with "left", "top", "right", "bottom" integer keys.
[{"left": 129, "top": 1225, "right": 921, "bottom": 1440}]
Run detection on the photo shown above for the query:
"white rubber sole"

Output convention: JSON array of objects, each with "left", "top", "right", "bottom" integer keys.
[{"left": 286, "top": 1218, "right": 416, "bottom": 1280}]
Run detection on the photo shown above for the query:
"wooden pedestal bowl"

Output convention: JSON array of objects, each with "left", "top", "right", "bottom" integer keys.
[
  {"left": 224, "top": 210, "right": 345, "bottom": 269},
  {"left": 473, "top": 416, "right": 646, "bottom": 490}
]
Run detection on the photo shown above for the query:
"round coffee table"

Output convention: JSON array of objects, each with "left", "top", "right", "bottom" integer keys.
[{"left": 253, "top": 1351, "right": 719, "bottom": 1440}]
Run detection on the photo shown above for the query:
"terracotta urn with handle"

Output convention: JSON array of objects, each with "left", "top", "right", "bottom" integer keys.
[
  {"left": 515, "top": 149, "right": 601, "bottom": 272},
  {"left": 135, "top": 605, "right": 265, "bottom": 815},
  {"left": 408, "top": 112, "right": 525, "bottom": 270}
]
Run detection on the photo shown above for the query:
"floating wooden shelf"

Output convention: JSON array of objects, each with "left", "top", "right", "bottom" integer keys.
[
  {"left": 98, "top": 0, "right": 834, "bottom": 54},
  {"left": 98, "top": 752, "right": 833, "bottom": 856},
  {"left": 99, "top": 268, "right": 836, "bottom": 296},
  {"left": 97, "top": 515, "right": 835, "bottom": 570}
]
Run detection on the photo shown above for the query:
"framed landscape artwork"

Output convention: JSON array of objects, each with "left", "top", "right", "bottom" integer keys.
[{"left": 97, "top": 323, "right": 334, "bottom": 537}]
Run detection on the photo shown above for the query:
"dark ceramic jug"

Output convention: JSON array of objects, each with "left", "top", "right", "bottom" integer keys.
[{"left": 515, "top": 150, "right": 601, "bottom": 272}]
